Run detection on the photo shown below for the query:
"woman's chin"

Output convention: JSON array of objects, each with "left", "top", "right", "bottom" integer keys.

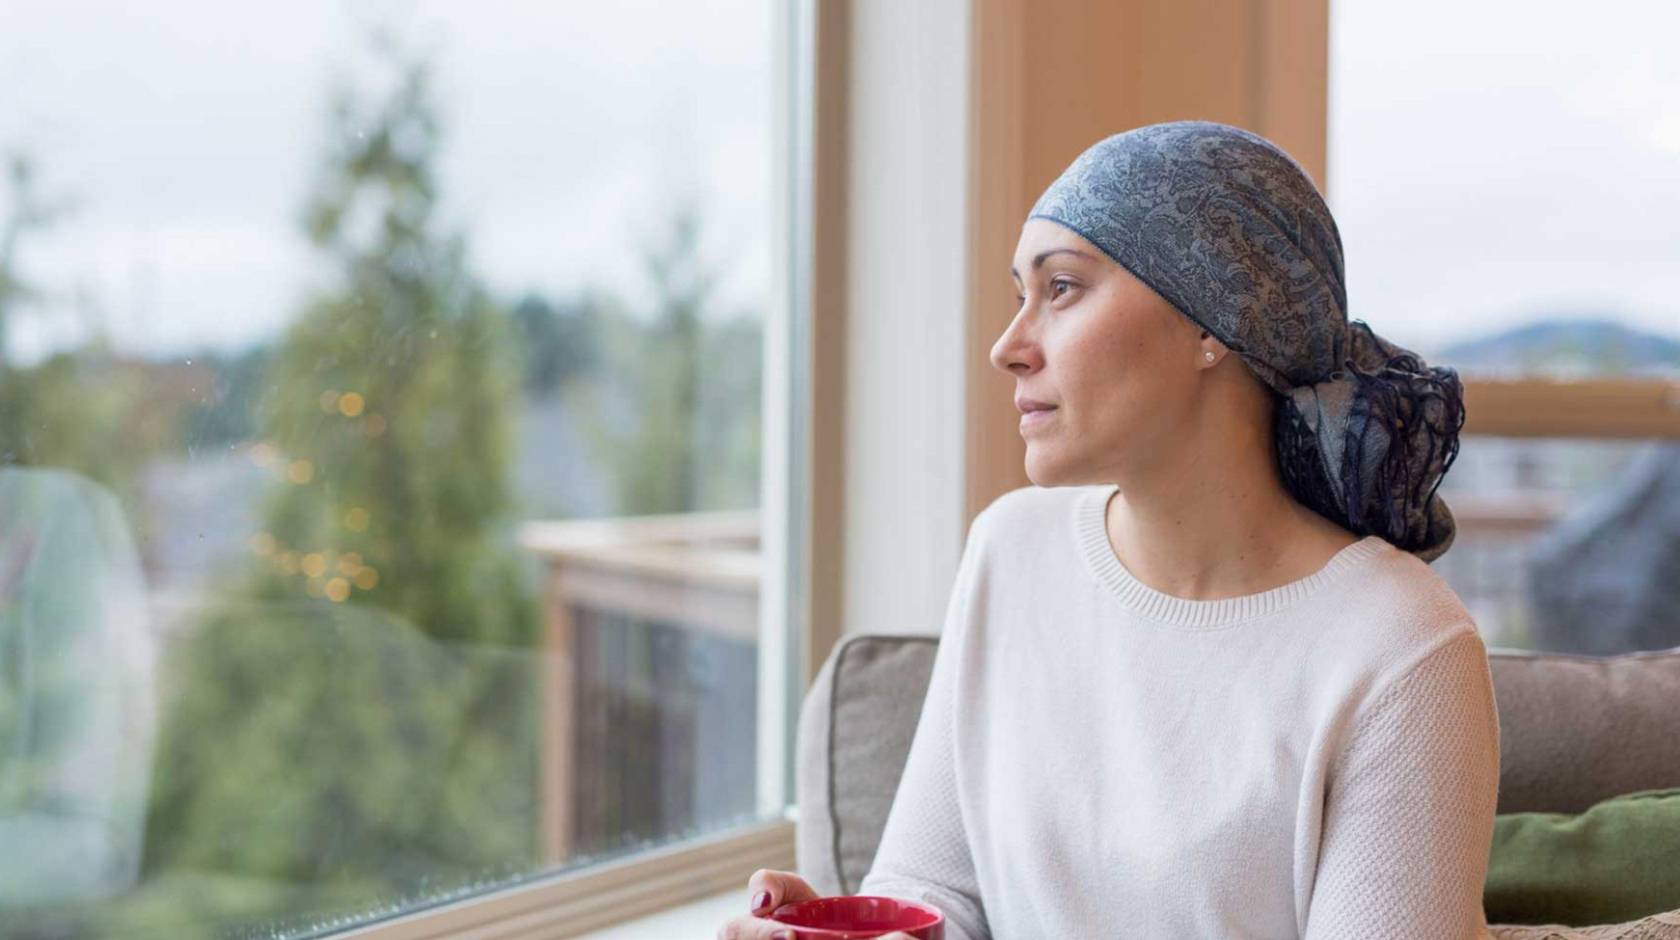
[
  {"left": 1024, "top": 444, "right": 1116, "bottom": 489},
  {"left": 1023, "top": 449, "right": 1072, "bottom": 487}
]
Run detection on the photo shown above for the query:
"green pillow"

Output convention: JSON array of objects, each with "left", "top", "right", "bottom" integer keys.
[{"left": 1485, "top": 787, "right": 1680, "bottom": 927}]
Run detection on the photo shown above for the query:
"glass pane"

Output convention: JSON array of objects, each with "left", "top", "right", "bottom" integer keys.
[
  {"left": 1432, "top": 437, "right": 1680, "bottom": 654},
  {"left": 1328, "top": 0, "right": 1680, "bottom": 379},
  {"left": 0, "top": 1, "right": 785, "bottom": 937}
]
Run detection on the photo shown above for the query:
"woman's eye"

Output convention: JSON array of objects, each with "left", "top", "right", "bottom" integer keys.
[{"left": 1013, "top": 280, "right": 1074, "bottom": 306}]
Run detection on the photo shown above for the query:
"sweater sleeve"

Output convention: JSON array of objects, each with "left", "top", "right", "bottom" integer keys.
[
  {"left": 857, "top": 517, "right": 991, "bottom": 940},
  {"left": 1303, "top": 627, "right": 1501, "bottom": 940}
]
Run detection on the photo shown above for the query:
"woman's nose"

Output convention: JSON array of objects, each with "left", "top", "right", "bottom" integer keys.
[{"left": 991, "top": 322, "right": 1039, "bottom": 375}]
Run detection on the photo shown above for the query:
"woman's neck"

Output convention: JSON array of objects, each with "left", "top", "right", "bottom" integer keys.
[{"left": 1102, "top": 478, "right": 1359, "bottom": 603}]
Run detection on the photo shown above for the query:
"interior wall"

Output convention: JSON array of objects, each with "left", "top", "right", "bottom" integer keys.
[{"left": 833, "top": 0, "right": 973, "bottom": 641}]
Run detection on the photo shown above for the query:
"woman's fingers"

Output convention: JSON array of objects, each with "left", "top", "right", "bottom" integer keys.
[
  {"left": 713, "top": 914, "right": 801, "bottom": 940},
  {"left": 719, "top": 870, "right": 823, "bottom": 940},
  {"left": 743, "top": 868, "right": 819, "bottom": 916}
]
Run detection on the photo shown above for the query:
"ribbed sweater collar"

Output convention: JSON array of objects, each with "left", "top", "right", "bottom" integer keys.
[{"left": 1074, "top": 483, "right": 1391, "bottom": 628}]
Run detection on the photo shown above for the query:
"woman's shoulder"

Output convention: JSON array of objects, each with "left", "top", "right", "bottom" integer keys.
[
  {"left": 973, "top": 482, "right": 1098, "bottom": 535},
  {"left": 1320, "top": 534, "right": 1483, "bottom": 670}
]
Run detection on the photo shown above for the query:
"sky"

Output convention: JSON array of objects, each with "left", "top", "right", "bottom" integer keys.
[
  {"left": 1, "top": 0, "right": 1676, "bottom": 363},
  {"left": 0, "top": 0, "right": 774, "bottom": 361},
  {"left": 1327, "top": 0, "right": 1680, "bottom": 355}
]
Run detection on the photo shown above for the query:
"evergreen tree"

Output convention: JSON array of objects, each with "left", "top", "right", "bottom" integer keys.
[
  {"left": 511, "top": 291, "right": 603, "bottom": 400},
  {"left": 136, "top": 32, "right": 540, "bottom": 928},
  {"left": 0, "top": 148, "right": 155, "bottom": 499},
  {"left": 572, "top": 202, "right": 762, "bottom": 515},
  {"left": 0, "top": 149, "right": 70, "bottom": 361},
  {"left": 694, "top": 310, "right": 762, "bottom": 510}
]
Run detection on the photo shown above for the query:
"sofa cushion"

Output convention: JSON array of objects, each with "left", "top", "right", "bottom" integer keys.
[
  {"left": 1490, "top": 647, "right": 1680, "bottom": 814},
  {"left": 796, "top": 634, "right": 938, "bottom": 895}
]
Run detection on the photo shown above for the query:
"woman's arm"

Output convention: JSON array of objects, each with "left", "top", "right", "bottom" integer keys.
[
  {"left": 1303, "top": 627, "right": 1501, "bottom": 940},
  {"left": 857, "top": 518, "right": 992, "bottom": 940}
]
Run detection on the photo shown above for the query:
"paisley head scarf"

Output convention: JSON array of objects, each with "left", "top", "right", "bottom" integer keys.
[{"left": 1029, "top": 120, "right": 1465, "bottom": 562}]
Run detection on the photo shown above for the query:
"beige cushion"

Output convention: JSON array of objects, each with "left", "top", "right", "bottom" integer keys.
[
  {"left": 796, "top": 634, "right": 938, "bottom": 895},
  {"left": 1490, "top": 647, "right": 1680, "bottom": 814}
]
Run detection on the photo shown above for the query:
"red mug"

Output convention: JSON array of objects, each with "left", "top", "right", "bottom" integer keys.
[{"left": 767, "top": 895, "right": 945, "bottom": 939}]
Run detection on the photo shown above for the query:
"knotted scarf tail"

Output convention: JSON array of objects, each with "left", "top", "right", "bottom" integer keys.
[{"left": 1276, "top": 324, "right": 1467, "bottom": 561}]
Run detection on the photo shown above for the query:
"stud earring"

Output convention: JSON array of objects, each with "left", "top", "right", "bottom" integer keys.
[{"left": 1204, "top": 351, "right": 1215, "bottom": 361}]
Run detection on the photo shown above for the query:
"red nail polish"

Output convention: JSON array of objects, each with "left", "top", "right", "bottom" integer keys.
[{"left": 751, "top": 890, "right": 771, "bottom": 912}]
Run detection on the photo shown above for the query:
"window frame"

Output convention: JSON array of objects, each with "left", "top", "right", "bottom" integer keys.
[{"left": 1461, "top": 377, "right": 1680, "bottom": 440}]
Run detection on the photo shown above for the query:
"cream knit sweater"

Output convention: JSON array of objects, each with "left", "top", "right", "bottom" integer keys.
[{"left": 859, "top": 483, "right": 1501, "bottom": 939}]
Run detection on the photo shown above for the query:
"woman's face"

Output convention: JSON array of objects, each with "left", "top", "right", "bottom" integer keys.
[{"left": 991, "top": 218, "right": 1216, "bottom": 486}]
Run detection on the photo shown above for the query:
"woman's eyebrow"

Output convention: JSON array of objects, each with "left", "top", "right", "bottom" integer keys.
[{"left": 1009, "top": 247, "right": 1096, "bottom": 280}]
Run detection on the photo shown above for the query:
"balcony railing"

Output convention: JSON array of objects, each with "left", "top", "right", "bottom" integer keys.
[{"left": 518, "top": 510, "right": 762, "bottom": 867}]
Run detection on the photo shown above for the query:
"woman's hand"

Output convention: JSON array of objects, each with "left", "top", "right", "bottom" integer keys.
[
  {"left": 713, "top": 869, "right": 919, "bottom": 940},
  {"left": 715, "top": 868, "right": 817, "bottom": 939}
]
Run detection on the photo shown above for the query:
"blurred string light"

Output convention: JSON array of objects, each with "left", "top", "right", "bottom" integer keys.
[
  {"left": 246, "top": 530, "right": 380, "bottom": 603},
  {"left": 240, "top": 389, "right": 382, "bottom": 600}
]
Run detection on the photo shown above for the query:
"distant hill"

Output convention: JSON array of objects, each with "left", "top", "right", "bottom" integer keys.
[{"left": 1434, "top": 316, "right": 1680, "bottom": 378}]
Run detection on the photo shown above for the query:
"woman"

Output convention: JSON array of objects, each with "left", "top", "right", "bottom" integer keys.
[{"left": 719, "top": 121, "right": 1497, "bottom": 939}]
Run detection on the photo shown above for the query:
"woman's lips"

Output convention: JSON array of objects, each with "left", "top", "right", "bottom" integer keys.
[{"left": 1020, "top": 407, "right": 1057, "bottom": 429}]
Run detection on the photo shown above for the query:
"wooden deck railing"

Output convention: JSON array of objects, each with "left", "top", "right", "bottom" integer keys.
[
  {"left": 1429, "top": 492, "right": 1573, "bottom": 647},
  {"left": 518, "top": 510, "right": 761, "bottom": 866}
]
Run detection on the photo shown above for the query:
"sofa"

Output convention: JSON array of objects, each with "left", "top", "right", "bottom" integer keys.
[{"left": 795, "top": 633, "right": 1680, "bottom": 939}]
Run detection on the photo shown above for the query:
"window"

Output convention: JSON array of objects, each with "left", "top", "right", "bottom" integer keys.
[
  {"left": 0, "top": 1, "right": 801, "bottom": 936},
  {"left": 1329, "top": 0, "right": 1680, "bottom": 653}
]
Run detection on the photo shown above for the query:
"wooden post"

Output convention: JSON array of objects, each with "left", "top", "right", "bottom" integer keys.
[{"left": 539, "top": 576, "right": 577, "bottom": 865}]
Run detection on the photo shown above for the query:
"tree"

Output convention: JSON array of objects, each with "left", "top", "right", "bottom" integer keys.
[
  {"left": 511, "top": 291, "right": 604, "bottom": 400},
  {"left": 571, "top": 201, "right": 762, "bottom": 515},
  {"left": 0, "top": 149, "right": 74, "bottom": 361},
  {"left": 0, "top": 147, "right": 156, "bottom": 505},
  {"left": 135, "top": 31, "right": 540, "bottom": 930}
]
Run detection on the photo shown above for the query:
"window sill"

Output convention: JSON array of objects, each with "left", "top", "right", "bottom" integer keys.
[
  {"left": 575, "top": 887, "right": 744, "bottom": 938},
  {"left": 338, "top": 817, "right": 795, "bottom": 939}
]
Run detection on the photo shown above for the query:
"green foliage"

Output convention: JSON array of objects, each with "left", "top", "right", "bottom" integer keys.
[
  {"left": 133, "top": 33, "right": 542, "bottom": 929},
  {"left": 0, "top": 349, "right": 159, "bottom": 505},
  {"left": 570, "top": 203, "right": 763, "bottom": 515},
  {"left": 511, "top": 292, "right": 604, "bottom": 399},
  {"left": 0, "top": 148, "right": 78, "bottom": 359},
  {"left": 693, "top": 312, "right": 763, "bottom": 510},
  {"left": 142, "top": 604, "right": 539, "bottom": 889},
  {"left": 0, "top": 147, "right": 160, "bottom": 504}
]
